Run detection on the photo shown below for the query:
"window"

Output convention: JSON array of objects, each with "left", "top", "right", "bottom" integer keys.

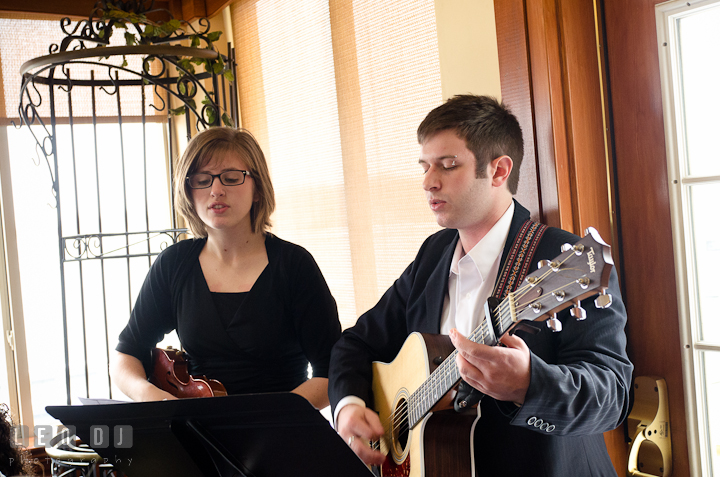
[
  {"left": 657, "top": 1, "right": 720, "bottom": 474},
  {"left": 0, "top": 15, "right": 182, "bottom": 430},
  {"left": 0, "top": 315, "right": 9, "bottom": 407},
  {"left": 4, "top": 122, "right": 179, "bottom": 428},
  {"left": 1, "top": 0, "right": 494, "bottom": 435},
  {"left": 231, "top": 0, "right": 444, "bottom": 327}
]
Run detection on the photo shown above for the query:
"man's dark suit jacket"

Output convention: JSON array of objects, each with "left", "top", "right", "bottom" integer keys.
[{"left": 329, "top": 201, "right": 633, "bottom": 476}]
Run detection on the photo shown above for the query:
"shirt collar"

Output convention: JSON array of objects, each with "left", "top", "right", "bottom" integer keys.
[{"left": 449, "top": 201, "right": 515, "bottom": 279}]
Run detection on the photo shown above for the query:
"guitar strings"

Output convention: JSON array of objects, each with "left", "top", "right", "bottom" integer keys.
[
  {"left": 382, "top": 281, "right": 519, "bottom": 437},
  {"left": 380, "top": 270, "right": 573, "bottom": 437},
  {"left": 490, "top": 250, "right": 582, "bottom": 331},
  {"left": 382, "top": 271, "right": 585, "bottom": 442},
  {"left": 381, "top": 322, "right": 493, "bottom": 439},
  {"left": 391, "top": 317, "right": 492, "bottom": 419},
  {"left": 380, "top": 271, "right": 584, "bottom": 441},
  {"left": 373, "top": 249, "right": 589, "bottom": 447},
  {"left": 382, "top": 346, "right": 465, "bottom": 437},
  {"left": 492, "top": 272, "right": 587, "bottom": 333},
  {"left": 391, "top": 318, "right": 491, "bottom": 426},
  {"left": 493, "top": 275, "right": 586, "bottom": 328}
]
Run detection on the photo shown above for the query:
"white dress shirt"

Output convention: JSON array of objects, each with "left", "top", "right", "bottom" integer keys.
[
  {"left": 334, "top": 202, "right": 515, "bottom": 427},
  {"left": 440, "top": 201, "right": 515, "bottom": 336}
]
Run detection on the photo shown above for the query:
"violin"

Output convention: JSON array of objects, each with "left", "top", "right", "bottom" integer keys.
[{"left": 149, "top": 347, "right": 227, "bottom": 398}]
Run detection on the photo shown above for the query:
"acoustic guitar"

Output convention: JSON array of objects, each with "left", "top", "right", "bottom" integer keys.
[
  {"left": 150, "top": 347, "right": 228, "bottom": 398},
  {"left": 370, "top": 227, "right": 615, "bottom": 477}
]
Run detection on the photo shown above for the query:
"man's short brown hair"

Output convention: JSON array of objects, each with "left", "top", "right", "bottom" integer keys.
[{"left": 417, "top": 95, "right": 524, "bottom": 194}]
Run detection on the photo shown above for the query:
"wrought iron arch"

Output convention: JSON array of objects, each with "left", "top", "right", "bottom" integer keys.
[{"left": 16, "top": 0, "right": 238, "bottom": 404}]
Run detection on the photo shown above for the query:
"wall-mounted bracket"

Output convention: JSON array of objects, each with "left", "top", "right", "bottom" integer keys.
[{"left": 627, "top": 376, "right": 672, "bottom": 477}]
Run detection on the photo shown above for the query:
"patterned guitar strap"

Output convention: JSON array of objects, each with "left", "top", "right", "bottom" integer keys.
[
  {"left": 492, "top": 219, "right": 548, "bottom": 302},
  {"left": 453, "top": 219, "right": 548, "bottom": 413}
]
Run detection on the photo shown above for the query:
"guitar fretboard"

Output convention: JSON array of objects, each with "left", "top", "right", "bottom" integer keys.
[
  {"left": 387, "top": 230, "right": 609, "bottom": 437},
  {"left": 406, "top": 310, "right": 502, "bottom": 428}
]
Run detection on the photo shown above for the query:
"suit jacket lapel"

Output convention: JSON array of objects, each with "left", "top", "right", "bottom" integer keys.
[{"left": 425, "top": 231, "right": 459, "bottom": 333}]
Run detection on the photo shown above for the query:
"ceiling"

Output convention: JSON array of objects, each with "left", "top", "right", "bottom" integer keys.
[{"left": 0, "top": 0, "right": 230, "bottom": 22}]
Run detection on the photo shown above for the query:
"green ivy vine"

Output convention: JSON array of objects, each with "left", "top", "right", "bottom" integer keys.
[{"left": 96, "top": 4, "right": 234, "bottom": 126}]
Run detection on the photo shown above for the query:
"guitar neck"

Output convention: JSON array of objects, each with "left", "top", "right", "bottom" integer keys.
[
  {"left": 404, "top": 229, "right": 612, "bottom": 429},
  {"left": 406, "top": 315, "right": 498, "bottom": 428}
]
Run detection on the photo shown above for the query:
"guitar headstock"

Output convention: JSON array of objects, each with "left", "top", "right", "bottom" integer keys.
[{"left": 506, "top": 227, "right": 614, "bottom": 333}]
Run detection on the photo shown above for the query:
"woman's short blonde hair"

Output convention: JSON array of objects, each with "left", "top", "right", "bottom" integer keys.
[{"left": 174, "top": 127, "right": 275, "bottom": 237}]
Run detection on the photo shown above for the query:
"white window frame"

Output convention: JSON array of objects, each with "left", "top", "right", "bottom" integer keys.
[
  {"left": 0, "top": 126, "right": 34, "bottom": 436},
  {"left": 0, "top": 117, "right": 177, "bottom": 438},
  {"left": 656, "top": 1, "right": 720, "bottom": 475}
]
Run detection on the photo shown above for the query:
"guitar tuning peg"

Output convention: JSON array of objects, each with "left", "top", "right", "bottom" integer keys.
[
  {"left": 594, "top": 290, "right": 613, "bottom": 309},
  {"left": 570, "top": 301, "right": 587, "bottom": 321},
  {"left": 546, "top": 315, "right": 562, "bottom": 332},
  {"left": 561, "top": 243, "right": 572, "bottom": 252},
  {"left": 577, "top": 277, "right": 590, "bottom": 289},
  {"left": 538, "top": 259, "right": 550, "bottom": 269}
]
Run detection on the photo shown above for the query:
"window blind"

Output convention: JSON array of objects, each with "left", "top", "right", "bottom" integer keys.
[{"left": 231, "top": 0, "right": 444, "bottom": 328}]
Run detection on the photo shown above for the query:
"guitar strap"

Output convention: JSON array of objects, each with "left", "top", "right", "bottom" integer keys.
[
  {"left": 453, "top": 219, "right": 547, "bottom": 414},
  {"left": 492, "top": 219, "right": 548, "bottom": 301}
]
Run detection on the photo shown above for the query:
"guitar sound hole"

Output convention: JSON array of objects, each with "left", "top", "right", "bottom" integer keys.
[{"left": 392, "top": 398, "right": 410, "bottom": 455}]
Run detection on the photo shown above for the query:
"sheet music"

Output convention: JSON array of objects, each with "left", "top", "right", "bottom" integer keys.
[{"left": 78, "top": 397, "right": 130, "bottom": 405}]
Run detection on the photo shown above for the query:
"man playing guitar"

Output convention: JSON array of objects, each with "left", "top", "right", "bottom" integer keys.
[{"left": 329, "top": 95, "right": 633, "bottom": 476}]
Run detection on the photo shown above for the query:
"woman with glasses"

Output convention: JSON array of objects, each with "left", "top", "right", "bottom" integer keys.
[{"left": 110, "top": 127, "right": 341, "bottom": 409}]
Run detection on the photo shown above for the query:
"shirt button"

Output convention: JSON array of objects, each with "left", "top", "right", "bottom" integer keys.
[
  {"left": 546, "top": 425, "right": 555, "bottom": 432},
  {"left": 540, "top": 422, "right": 548, "bottom": 431},
  {"left": 533, "top": 419, "right": 544, "bottom": 428},
  {"left": 527, "top": 417, "right": 536, "bottom": 425}
]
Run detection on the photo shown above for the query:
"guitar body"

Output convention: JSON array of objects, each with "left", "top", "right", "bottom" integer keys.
[
  {"left": 372, "top": 332, "right": 478, "bottom": 477},
  {"left": 368, "top": 228, "right": 614, "bottom": 476}
]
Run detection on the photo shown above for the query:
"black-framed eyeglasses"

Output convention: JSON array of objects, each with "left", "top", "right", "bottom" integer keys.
[{"left": 186, "top": 170, "right": 251, "bottom": 189}]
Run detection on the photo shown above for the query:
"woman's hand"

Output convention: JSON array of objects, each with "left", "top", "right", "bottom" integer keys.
[
  {"left": 291, "top": 377, "right": 329, "bottom": 409},
  {"left": 110, "top": 351, "right": 178, "bottom": 402},
  {"left": 138, "top": 384, "right": 178, "bottom": 402}
]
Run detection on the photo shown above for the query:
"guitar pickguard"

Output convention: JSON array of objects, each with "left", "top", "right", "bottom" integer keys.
[{"left": 375, "top": 454, "right": 410, "bottom": 477}]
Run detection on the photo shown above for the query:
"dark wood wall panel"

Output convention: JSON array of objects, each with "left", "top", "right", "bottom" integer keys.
[
  {"left": 181, "top": 0, "right": 207, "bottom": 21},
  {"left": 206, "top": 0, "right": 232, "bottom": 19},
  {"left": 557, "top": 0, "right": 612, "bottom": 239},
  {"left": 524, "top": 0, "right": 567, "bottom": 230},
  {"left": 494, "top": 0, "right": 542, "bottom": 222},
  {"left": 496, "top": 0, "right": 614, "bottom": 242},
  {"left": 0, "top": 0, "right": 106, "bottom": 17},
  {"left": 603, "top": 0, "right": 689, "bottom": 475},
  {"left": 495, "top": 1, "right": 647, "bottom": 474}
]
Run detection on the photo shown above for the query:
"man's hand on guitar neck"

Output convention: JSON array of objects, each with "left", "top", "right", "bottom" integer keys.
[
  {"left": 450, "top": 328, "right": 531, "bottom": 405},
  {"left": 336, "top": 404, "right": 386, "bottom": 466}
]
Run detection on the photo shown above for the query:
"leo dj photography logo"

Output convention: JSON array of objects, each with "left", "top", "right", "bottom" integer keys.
[{"left": 14, "top": 424, "right": 133, "bottom": 449}]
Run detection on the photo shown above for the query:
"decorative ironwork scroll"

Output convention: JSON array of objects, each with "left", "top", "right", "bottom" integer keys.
[{"left": 16, "top": 0, "right": 238, "bottom": 406}]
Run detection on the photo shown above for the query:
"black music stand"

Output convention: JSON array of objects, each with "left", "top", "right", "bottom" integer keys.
[{"left": 47, "top": 393, "right": 373, "bottom": 477}]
